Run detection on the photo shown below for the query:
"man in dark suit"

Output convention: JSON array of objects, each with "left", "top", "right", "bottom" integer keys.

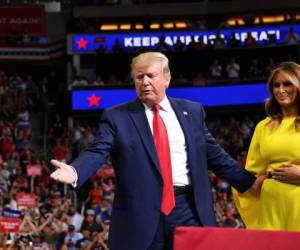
[{"left": 50, "top": 52, "right": 263, "bottom": 250}]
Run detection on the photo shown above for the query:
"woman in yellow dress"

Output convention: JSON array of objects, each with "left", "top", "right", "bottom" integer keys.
[{"left": 234, "top": 61, "right": 300, "bottom": 231}]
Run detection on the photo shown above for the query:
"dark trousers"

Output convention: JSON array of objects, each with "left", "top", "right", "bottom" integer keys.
[{"left": 148, "top": 190, "right": 202, "bottom": 250}]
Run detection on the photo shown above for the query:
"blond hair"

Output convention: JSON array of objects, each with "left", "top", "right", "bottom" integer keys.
[{"left": 131, "top": 52, "right": 171, "bottom": 82}]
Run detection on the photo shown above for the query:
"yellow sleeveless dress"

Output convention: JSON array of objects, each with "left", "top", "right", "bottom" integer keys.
[{"left": 233, "top": 116, "right": 300, "bottom": 231}]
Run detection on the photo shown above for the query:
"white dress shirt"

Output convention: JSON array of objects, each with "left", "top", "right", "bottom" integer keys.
[{"left": 144, "top": 96, "right": 190, "bottom": 186}]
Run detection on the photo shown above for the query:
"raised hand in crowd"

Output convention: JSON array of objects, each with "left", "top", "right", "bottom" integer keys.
[
  {"left": 85, "top": 232, "right": 109, "bottom": 250},
  {"left": 20, "top": 213, "right": 39, "bottom": 235}
]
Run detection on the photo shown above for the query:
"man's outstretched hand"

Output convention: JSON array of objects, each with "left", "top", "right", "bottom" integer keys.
[{"left": 50, "top": 159, "right": 77, "bottom": 185}]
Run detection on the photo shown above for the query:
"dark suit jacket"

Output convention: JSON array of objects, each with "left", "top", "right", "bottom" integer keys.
[{"left": 72, "top": 97, "right": 255, "bottom": 250}]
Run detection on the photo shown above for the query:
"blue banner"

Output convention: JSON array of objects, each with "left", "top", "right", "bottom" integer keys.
[
  {"left": 72, "top": 83, "right": 268, "bottom": 110},
  {"left": 72, "top": 24, "right": 298, "bottom": 53},
  {"left": 2, "top": 208, "right": 21, "bottom": 219}
]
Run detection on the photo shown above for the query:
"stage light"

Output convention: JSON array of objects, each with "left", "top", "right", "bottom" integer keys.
[
  {"left": 163, "top": 22, "right": 174, "bottom": 29},
  {"left": 135, "top": 24, "right": 144, "bottom": 30},
  {"left": 120, "top": 24, "right": 131, "bottom": 30},
  {"left": 100, "top": 24, "right": 118, "bottom": 31},
  {"left": 262, "top": 16, "right": 285, "bottom": 23},
  {"left": 227, "top": 18, "right": 245, "bottom": 26},
  {"left": 150, "top": 23, "right": 160, "bottom": 29},
  {"left": 175, "top": 22, "right": 187, "bottom": 28}
]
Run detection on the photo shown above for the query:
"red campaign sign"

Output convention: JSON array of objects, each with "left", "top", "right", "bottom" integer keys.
[
  {"left": 16, "top": 193, "right": 36, "bottom": 207},
  {"left": 101, "top": 165, "right": 115, "bottom": 178},
  {"left": 26, "top": 164, "right": 42, "bottom": 176},
  {"left": 0, "top": 218, "right": 20, "bottom": 233},
  {"left": 0, "top": 5, "right": 46, "bottom": 36}
]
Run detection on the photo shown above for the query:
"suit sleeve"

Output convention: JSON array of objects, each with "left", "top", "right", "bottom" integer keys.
[
  {"left": 199, "top": 105, "right": 256, "bottom": 193},
  {"left": 71, "top": 110, "right": 115, "bottom": 187}
]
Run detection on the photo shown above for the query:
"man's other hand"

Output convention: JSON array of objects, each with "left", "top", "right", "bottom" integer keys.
[{"left": 249, "top": 174, "right": 266, "bottom": 196}]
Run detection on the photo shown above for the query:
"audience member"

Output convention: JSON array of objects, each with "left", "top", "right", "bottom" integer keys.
[
  {"left": 226, "top": 57, "right": 240, "bottom": 79},
  {"left": 155, "top": 35, "right": 169, "bottom": 52},
  {"left": 285, "top": 26, "right": 299, "bottom": 45},
  {"left": 210, "top": 59, "right": 223, "bottom": 79},
  {"left": 91, "top": 75, "right": 105, "bottom": 86},
  {"left": 244, "top": 32, "right": 257, "bottom": 47},
  {"left": 173, "top": 38, "right": 185, "bottom": 52},
  {"left": 247, "top": 58, "right": 263, "bottom": 79},
  {"left": 112, "top": 39, "right": 123, "bottom": 53},
  {"left": 213, "top": 31, "right": 226, "bottom": 49},
  {"left": 227, "top": 32, "right": 240, "bottom": 48}
]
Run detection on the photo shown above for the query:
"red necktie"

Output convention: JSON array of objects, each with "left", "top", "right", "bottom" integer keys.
[{"left": 152, "top": 104, "right": 175, "bottom": 215}]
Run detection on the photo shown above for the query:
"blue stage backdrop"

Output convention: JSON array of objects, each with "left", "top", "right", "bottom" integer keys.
[{"left": 72, "top": 83, "right": 268, "bottom": 111}]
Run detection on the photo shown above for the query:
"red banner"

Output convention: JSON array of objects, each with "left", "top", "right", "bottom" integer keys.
[
  {"left": 0, "top": 5, "right": 46, "bottom": 36},
  {"left": 26, "top": 164, "right": 42, "bottom": 176},
  {"left": 16, "top": 193, "right": 36, "bottom": 207},
  {"left": 0, "top": 218, "right": 20, "bottom": 233},
  {"left": 174, "top": 227, "right": 300, "bottom": 250}
]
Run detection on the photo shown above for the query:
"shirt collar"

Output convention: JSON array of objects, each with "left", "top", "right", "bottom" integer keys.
[{"left": 142, "top": 96, "right": 172, "bottom": 112}]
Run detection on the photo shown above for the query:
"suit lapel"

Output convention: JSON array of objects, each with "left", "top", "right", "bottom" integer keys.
[
  {"left": 169, "top": 97, "right": 196, "bottom": 172},
  {"left": 128, "top": 99, "right": 161, "bottom": 174},
  {"left": 127, "top": 97, "right": 197, "bottom": 177}
]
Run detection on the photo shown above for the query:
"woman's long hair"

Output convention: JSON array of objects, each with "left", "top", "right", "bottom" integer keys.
[{"left": 265, "top": 61, "right": 300, "bottom": 131}]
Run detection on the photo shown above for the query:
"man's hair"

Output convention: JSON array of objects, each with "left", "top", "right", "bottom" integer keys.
[{"left": 130, "top": 52, "right": 171, "bottom": 82}]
